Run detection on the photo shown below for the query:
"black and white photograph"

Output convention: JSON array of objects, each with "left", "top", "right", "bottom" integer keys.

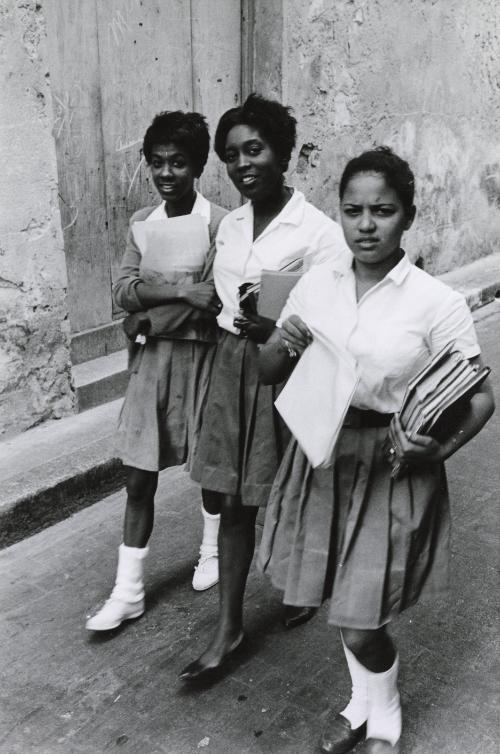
[{"left": 0, "top": 1, "right": 499, "bottom": 752}]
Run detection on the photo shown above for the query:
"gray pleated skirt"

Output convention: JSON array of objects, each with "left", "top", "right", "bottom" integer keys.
[
  {"left": 259, "top": 426, "right": 450, "bottom": 629},
  {"left": 115, "top": 338, "right": 216, "bottom": 472},
  {"left": 190, "top": 331, "right": 289, "bottom": 507}
]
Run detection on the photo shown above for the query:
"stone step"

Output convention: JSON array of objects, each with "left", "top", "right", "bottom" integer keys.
[
  {"left": 72, "top": 349, "right": 129, "bottom": 412},
  {"left": 70, "top": 319, "right": 127, "bottom": 365},
  {"left": 0, "top": 399, "right": 125, "bottom": 547}
]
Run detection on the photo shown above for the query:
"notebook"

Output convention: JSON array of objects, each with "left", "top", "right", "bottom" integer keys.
[
  {"left": 132, "top": 214, "right": 209, "bottom": 277},
  {"left": 237, "top": 258, "right": 304, "bottom": 318},
  {"left": 257, "top": 270, "right": 303, "bottom": 320},
  {"left": 388, "top": 343, "right": 491, "bottom": 478}
]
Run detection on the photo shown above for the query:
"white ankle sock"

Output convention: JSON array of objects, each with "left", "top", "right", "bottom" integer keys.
[
  {"left": 366, "top": 655, "right": 401, "bottom": 746},
  {"left": 113, "top": 543, "right": 148, "bottom": 603},
  {"left": 339, "top": 633, "right": 369, "bottom": 729},
  {"left": 200, "top": 504, "right": 220, "bottom": 555}
]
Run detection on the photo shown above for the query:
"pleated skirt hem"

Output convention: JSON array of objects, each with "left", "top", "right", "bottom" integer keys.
[
  {"left": 115, "top": 338, "right": 215, "bottom": 473},
  {"left": 259, "top": 426, "right": 450, "bottom": 629},
  {"left": 190, "top": 331, "right": 289, "bottom": 507}
]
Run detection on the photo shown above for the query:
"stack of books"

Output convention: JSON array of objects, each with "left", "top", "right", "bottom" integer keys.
[
  {"left": 388, "top": 342, "right": 490, "bottom": 477},
  {"left": 238, "top": 259, "right": 303, "bottom": 318}
]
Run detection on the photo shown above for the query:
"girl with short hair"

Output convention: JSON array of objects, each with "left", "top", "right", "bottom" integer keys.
[
  {"left": 180, "top": 94, "right": 350, "bottom": 680},
  {"left": 86, "top": 110, "right": 227, "bottom": 632}
]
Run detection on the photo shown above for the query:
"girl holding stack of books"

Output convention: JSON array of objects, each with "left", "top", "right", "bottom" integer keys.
[
  {"left": 180, "top": 94, "right": 350, "bottom": 680},
  {"left": 258, "top": 147, "right": 494, "bottom": 753},
  {"left": 86, "top": 111, "right": 227, "bottom": 632}
]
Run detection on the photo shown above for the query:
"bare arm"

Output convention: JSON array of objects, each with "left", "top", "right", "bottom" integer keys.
[
  {"left": 259, "top": 328, "right": 296, "bottom": 385},
  {"left": 259, "top": 315, "right": 313, "bottom": 385}
]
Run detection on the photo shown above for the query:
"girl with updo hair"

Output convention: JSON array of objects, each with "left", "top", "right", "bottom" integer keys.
[{"left": 259, "top": 147, "right": 494, "bottom": 752}]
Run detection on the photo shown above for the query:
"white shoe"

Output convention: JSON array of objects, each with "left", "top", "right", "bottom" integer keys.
[
  {"left": 192, "top": 552, "right": 219, "bottom": 591},
  {"left": 86, "top": 544, "right": 148, "bottom": 630},
  {"left": 86, "top": 594, "right": 145, "bottom": 631}
]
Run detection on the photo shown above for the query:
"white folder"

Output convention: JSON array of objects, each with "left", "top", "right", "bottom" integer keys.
[
  {"left": 132, "top": 214, "right": 209, "bottom": 275},
  {"left": 275, "top": 328, "right": 358, "bottom": 468}
]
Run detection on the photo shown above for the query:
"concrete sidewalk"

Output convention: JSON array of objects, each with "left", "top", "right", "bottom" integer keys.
[
  {"left": 1, "top": 254, "right": 499, "bottom": 548},
  {"left": 1, "top": 304, "right": 499, "bottom": 753}
]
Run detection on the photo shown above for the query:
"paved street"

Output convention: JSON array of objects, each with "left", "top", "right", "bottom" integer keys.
[{"left": 1, "top": 304, "right": 499, "bottom": 754}]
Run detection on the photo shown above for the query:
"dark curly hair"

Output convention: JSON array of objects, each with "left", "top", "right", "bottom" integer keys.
[
  {"left": 339, "top": 146, "right": 416, "bottom": 216},
  {"left": 214, "top": 93, "right": 297, "bottom": 170},
  {"left": 142, "top": 111, "right": 210, "bottom": 177}
]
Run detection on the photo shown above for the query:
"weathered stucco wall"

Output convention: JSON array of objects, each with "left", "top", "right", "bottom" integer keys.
[
  {"left": 257, "top": 0, "right": 500, "bottom": 274},
  {"left": 0, "top": 0, "right": 74, "bottom": 437}
]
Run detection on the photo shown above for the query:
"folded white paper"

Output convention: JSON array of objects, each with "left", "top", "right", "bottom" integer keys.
[
  {"left": 132, "top": 214, "right": 209, "bottom": 275},
  {"left": 275, "top": 328, "right": 358, "bottom": 468}
]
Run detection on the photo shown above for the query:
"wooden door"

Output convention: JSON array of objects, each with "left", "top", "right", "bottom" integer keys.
[{"left": 45, "top": 0, "right": 243, "bottom": 338}]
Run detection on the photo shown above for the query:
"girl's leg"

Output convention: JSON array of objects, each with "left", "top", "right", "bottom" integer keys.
[
  {"left": 123, "top": 467, "right": 159, "bottom": 547},
  {"left": 192, "top": 489, "right": 221, "bottom": 591},
  {"left": 341, "top": 627, "right": 396, "bottom": 673},
  {"left": 86, "top": 467, "right": 158, "bottom": 631},
  {"left": 201, "top": 488, "right": 221, "bottom": 515},
  {"left": 180, "top": 492, "right": 257, "bottom": 679},
  {"left": 320, "top": 628, "right": 400, "bottom": 753},
  {"left": 342, "top": 628, "right": 401, "bottom": 751}
]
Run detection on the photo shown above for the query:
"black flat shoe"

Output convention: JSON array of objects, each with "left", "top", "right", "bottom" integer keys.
[
  {"left": 282, "top": 604, "right": 318, "bottom": 629},
  {"left": 320, "top": 714, "right": 366, "bottom": 754},
  {"left": 179, "top": 632, "right": 245, "bottom": 682}
]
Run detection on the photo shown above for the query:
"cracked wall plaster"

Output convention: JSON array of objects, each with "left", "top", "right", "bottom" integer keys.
[
  {"left": 0, "top": 0, "right": 74, "bottom": 438},
  {"left": 276, "top": 0, "right": 500, "bottom": 273}
]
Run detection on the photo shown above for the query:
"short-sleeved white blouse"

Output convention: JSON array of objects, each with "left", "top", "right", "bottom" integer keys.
[
  {"left": 278, "top": 252, "right": 481, "bottom": 414},
  {"left": 213, "top": 189, "right": 350, "bottom": 335}
]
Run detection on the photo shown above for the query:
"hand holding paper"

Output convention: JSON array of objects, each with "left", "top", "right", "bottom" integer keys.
[
  {"left": 275, "top": 311, "right": 358, "bottom": 468},
  {"left": 280, "top": 315, "right": 313, "bottom": 355}
]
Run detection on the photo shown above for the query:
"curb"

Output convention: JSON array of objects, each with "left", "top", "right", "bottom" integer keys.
[{"left": 0, "top": 459, "right": 126, "bottom": 549}]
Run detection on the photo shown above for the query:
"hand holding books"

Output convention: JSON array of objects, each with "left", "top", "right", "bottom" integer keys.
[
  {"left": 234, "top": 259, "right": 304, "bottom": 345},
  {"left": 233, "top": 281, "right": 274, "bottom": 344},
  {"left": 385, "top": 343, "right": 491, "bottom": 478},
  {"left": 386, "top": 415, "right": 444, "bottom": 477}
]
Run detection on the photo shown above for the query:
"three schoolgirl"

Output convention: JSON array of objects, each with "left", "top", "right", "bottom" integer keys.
[{"left": 86, "top": 98, "right": 493, "bottom": 752}]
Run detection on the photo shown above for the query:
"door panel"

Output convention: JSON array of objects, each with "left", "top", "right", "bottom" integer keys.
[
  {"left": 45, "top": 0, "right": 112, "bottom": 332},
  {"left": 95, "top": 0, "right": 194, "bottom": 310},
  {"left": 191, "top": 0, "right": 242, "bottom": 209},
  {"left": 46, "top": 0, "right": 243, "bottom": 337}
]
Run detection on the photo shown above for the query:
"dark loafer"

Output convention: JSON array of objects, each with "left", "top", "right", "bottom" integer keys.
[
  {"left": 359, "top": 739, "right": 400, "bottom": 753},
  {"left": 282, "top": 605, "right": 318, "bottom": 629},
  {"left": 179, "top": 632, "right": 245, "bottom": 682},
  {"left": 320, "top": 713, "right": 366, "bottom": 754}
]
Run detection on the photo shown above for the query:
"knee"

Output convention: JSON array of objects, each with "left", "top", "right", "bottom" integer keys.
[
  {"left": 201, "top": 489, "right": 222, "bottom": 516},
  {"left": 341, "top": 627, "right": 382, "bottom": 660},
  {"left": 220, "top": 495, "right": 256, "bottom": 528},
  {"left": 126, "top": 469, "right": 157, "bottom": 506}
]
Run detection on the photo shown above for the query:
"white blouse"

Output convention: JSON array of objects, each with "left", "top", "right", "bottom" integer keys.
[
  {"left": 145, "top": 191, "right": 211, "bottom": 224},
  {"left": 213, "top": 189, "right": 350, "bottom": 334},
  {"left": 279, "top": 253, "right": 481, "bottom": 414}
]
